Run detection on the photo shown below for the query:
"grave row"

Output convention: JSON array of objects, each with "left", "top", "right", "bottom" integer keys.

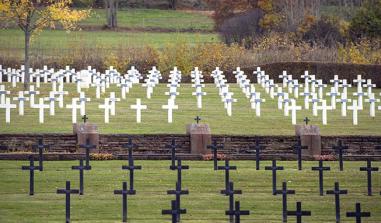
[
  {"left": 1, "top": 65, "right": 380, "bottom": 125},
  {"left": 19, "top": 138, "right": 381, "bottom": 222}
]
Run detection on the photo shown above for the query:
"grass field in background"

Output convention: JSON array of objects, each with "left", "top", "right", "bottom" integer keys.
[
  {"left": 0, "top": 83, "right": 380, "bottom": 135},
  {"left": 0, "top": 29, "right": 219, "bottom": 57},
  {"left": 80, "top": 9, "right": 214, "bottom": 31},
  {"left": 0, "top": 160, "right": 380, "bottom": 223}
]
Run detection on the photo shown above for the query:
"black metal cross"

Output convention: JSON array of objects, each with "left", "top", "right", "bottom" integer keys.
[
  {"left": 221, "top": 182, "right": 242, "bottom": 223},
  {"left": 56, "top": 181, "right": 79, "bottom": 223},
  {"left": 265, "top": 160, "right": 284, "bottom": 195},
  {"left": 333, "top": 140, "right": 348, "bottom": 171},
  {"left": 82, "top": 115, "right": 89, "bottom": 123},
  {"left": 71, "top": 159, "right": 90, "bottom": 195},
  {"left": 293, "top": 139, "right": 308, "bottom": 170},
  {"left": 167, "top": 139, "right": 179, "bottom": 170},
  {"left": 346, "top": 203, "right": 371, "bottom": 223},
  {"left": 162, "top": 200, "right": 186, "bottom": 223},
  {"left": 172, "top": 159, "right": 189, "bottom": 189},
  {"left": 194, "top": 116, "right": 201, "bottom": 124},
  {"left": 249, "top": 139, "right": 266, "bottom": 170},
  {"left": 303, "top": 117, "right": 310, "bottom": 125},
  {"left": 311, "top": 160, "right": 331, "bottom": 196},
  {"left": 275, "top": 181, "right": 295, "bottom": 223},
  {"left": 207, "top": 139, "right": 224, "bottom": 170},
  {"left": 287, "top": 201, "right": 311, "bottom": 223},
  {"left": 32, "top": 138, "right": 49, "bottom": 171},
  {"left": 326, "top": 182, "right": 348, "bottom": 223},
  {"left": 122, "top": 137, "right": 138, "bottom": 165},
  {"left": 218, "top": 160, "right": 237, "bottom": 194},
  {"left": 167, "top": 181, "right": 189, "bottom": 222},
  {"left": 114, "top": 181, "right": 134, "bottom": 223},
  {"left": 225, "top": 201, "right": 250, "bottom": 223},
  {"left": 359, "top": 159, "right": 379, "bottom": 196},
  {"left": 79, "top": 138, "right": 96, "bottom": 168},
  {"left": 21, "top": 156, "right": 40, "bottom": 196},
  {"left": 122, "top": 157, "right": 142, "bottom": 195}
]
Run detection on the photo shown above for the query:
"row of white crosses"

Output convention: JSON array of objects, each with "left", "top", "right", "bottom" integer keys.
[
  {"left": 235, "top": 67, "right": 265, "bottom": 116},
  {"left": 191, "top": 67, "right": 206, "bottom": 109},
  {"left": 162, "top": 67, "right": 181, "bottom": 123},
  {"left": 211, "top": 67, "right": 237, "bottom": 116},
  {"left": 142, "top": 66, "right": 162, "bottom": 99}
]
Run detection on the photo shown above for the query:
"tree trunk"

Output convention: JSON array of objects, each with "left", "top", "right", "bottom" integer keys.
[
  {"left": 105, "top": 0, "right": 118, "bottom": 28},
  {"left": 169, "top": 0, "right": 177, "bottom": 10},
  {"left": 24, "top": 30, "right": 31, "bottom": 90}
]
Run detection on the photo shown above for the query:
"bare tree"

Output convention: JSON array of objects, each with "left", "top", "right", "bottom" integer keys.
[{"left": 105, "top": 0, "right": 119, "bottom": 28}]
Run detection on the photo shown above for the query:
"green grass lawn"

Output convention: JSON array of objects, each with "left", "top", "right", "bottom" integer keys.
[
  {"left": 80, "top": 9, "right": 214, "bottom": 31},
  {"left": 0, "top": 160, "right": 380, "bottom": 222},
  {"left": 0, "top": 83, "right": 380, "bottom": 135},
  {"left": 0, "top": 29, "right": 219, "bottom": 57}
]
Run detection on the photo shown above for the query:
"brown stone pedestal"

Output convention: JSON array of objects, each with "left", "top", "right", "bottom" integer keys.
[
  {"left": 73, "top": 123, "right": 99, "bottom": 150},
  {"left": 186, "top": 124, "right": 211, "bottom": 154},
  {"left": 295, "top": 125, "right": 321, "bottom": 157}
]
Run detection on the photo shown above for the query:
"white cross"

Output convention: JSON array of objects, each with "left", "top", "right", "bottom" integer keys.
[
  {"left": 300, "top": 91, "right": 311, "bottom": 110},
  {"left": 363, "top": 79, "right": 376, "bottom": 96},
  {"left": 276, "top": 87, "right": 284, "bottom": 110},
  {"left": 317, "top": 100, "right": 332, "bottom": 125},
  {"left": 252, "top": 92, "right": 265, "bottom": 117},
  {"left": 54, "top": 85, "right": 68, "bottom": 108},
  {"left": 309, "top": 93, "right": 321, "bottom": 117},
  {"left": 0, "top": 85, "right": 11, "bottom": 105},
  {"left": 109, "top": 92, "right": 120, "bottom": 116},
  {"left": 74, "top": 92, "right": 91, "bottom": 116},
  {"left": 24, "top": 85, "right": 40, "bottom": 107},
  {"left": 66, "top": 98, "right": 81, "bottom": 124},
  {"left": 13, "top": 91, "right": 29, "bottom": 116},
  {"left": 353, "top": 75, "right": 366, "bottom": 93},
  {"left": 44, "top": 91, "right": 56, "bottom": 116},
  {"left": 99, "top": 98, "right": 112, "bottom": 124},
  {"left": 330, "top": 75, "right": 341, "bottom": 93},
  {"left": 283, "top": 93, "right": 291, "bottom": 117},
  {"left": 192, "top": 90, "right": 207, "bottom": 109},
  {"left": 162, "top": 99, "right": 178, "bottom": 123},
  {"left": 348, "top": 100, "right": 359, "bottom": 125},
  {"left": 339, "top": 79, "right": 351, "bottom": 98},
  {"left": 33, "top": 98, "right": 49, "bottom": 124},
  {"left": 353, "top": 89, "right": 367, "bottom": 110},
  {"left": 0, "top": 98, "right": 16, "bottom": 123},
  {"left": 130, "top": 98, "right": 147, "bottom": 123},
  {"left": 316, "top": 80, "right": 326, "bottom": 99},
  {"left": 336, "top": 94, "right": 351, "bottom": 117},
  {"left": 301, "top": 71, "right": 311, "bottom": 93},
  {"left": 288, "top": 99, "right": 302, "bottom": 125},
  {"left": 326, "top": 87, "right": 340, "bottom": 110},
  {"left": 279, "top": 70, "right": 287, "bottom": 87},
  {"left": 365, "top": 93, "right": 380, "bottom": 117}
]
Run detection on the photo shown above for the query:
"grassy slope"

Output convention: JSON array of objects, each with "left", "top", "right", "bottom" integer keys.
[
  {"left": 0, "top": 160, "right": 380, "bottom": 223},
  {"left": 80, "top": 9, "right": 215, "bottom": 31},
  {"left": 0, "top": 83, "right": 380, "bottom": 135},
  {"left": 0, "top": 29, "right": 218, "bottom": 52}
]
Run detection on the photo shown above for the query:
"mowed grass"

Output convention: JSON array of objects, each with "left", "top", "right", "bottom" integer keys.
[
  {"left": 0, "top": 82, "right": 380, "bottom": 135},
  {"left": 0, "top": 160, "right": 380, "bottom": 222},
  {"left": 0, "top": 29, "right": 219, "bottom": 56},
  {"left": 80, "top": 9, "right": 215, "bottom": 31}
]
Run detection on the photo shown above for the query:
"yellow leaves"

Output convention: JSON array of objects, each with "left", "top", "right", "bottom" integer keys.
[{"left": 1, "top": 0, "right": 90, "bottom": 33}]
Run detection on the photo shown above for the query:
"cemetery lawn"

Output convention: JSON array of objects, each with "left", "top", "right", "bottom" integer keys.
[
  {"left": 0, "top": 160, "right": 380, "bottom": 222},
  {"left": 80, "top": 8, "right": 215, "bottom": 31},
  {"left": 0, "top": 83, "right": 381, "bottom": 135}
]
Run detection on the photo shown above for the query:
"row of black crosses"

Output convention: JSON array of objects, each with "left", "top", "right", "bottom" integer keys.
[
  {"left": 20, "top": 136, "right": 381, "bottom": 223},
  {"left": 21, "top": 137, "right": 141, "bottom": 223},
  {"left": 162, "top": 139, "right": 190, "bottom": 223},
  {"left": 207, "top": 139, "right": 381, "bottom": 223}
]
